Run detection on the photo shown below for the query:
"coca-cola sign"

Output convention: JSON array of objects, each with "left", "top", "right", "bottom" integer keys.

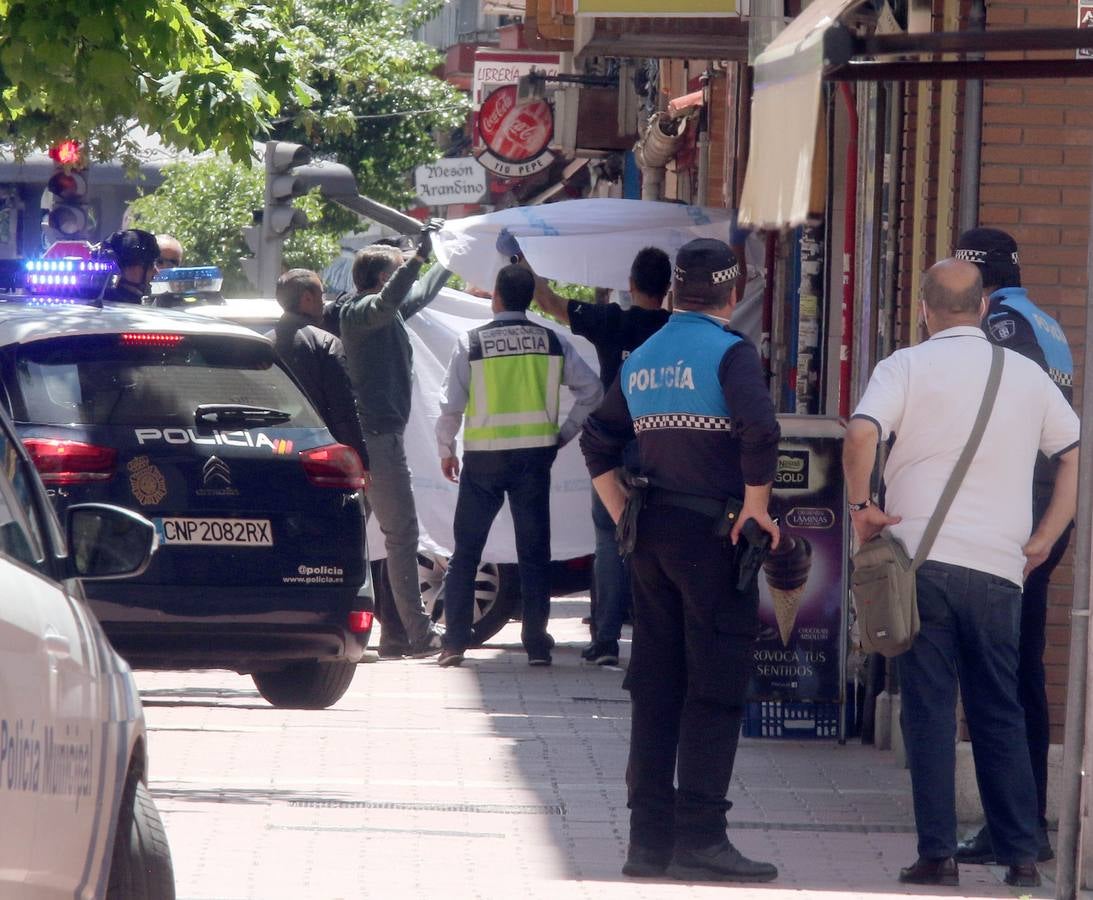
[{"left": 476, "top": 85, "right": 555, "bottom": 178}]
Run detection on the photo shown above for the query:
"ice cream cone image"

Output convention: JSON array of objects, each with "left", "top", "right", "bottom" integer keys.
[{"left": 762, "top": 535, "right": 812, "bottom": 646}]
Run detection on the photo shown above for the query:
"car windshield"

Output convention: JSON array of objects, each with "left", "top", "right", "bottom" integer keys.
[{"left": 10, "top": 333, "right": 323, "bottom": 428}]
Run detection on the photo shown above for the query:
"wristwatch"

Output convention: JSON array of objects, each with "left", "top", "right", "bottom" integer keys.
[{"left": 848, "top": 498, "right": 872, "bottom": 512}]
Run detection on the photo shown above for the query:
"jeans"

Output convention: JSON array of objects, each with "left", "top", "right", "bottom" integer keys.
[
  {"left": 1018, "top": 522, "right": 1071, "bottom": 831},
  {"left": 441, "top": 448, "right": 555, "bottom": 658},
  {"left": 364, "top": 431, "right": 432, "bottom": 647},
  {"left": 899, "top": 561, "right": 1038, "bottom": 865},
  {"left": 591, "top": 489, "right": 629, "bottom": 643},
  {"left": 625, "top": 505, "right": 755, "bottom": 852}
]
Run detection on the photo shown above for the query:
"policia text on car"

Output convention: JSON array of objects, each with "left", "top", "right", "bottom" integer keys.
[{"left": 580, "top": 238, "right": 782, "bottom": 883}]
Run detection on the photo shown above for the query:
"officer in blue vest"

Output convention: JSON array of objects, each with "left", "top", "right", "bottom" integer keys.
[
  {"left": 580, "top": 238, "right": 781, "bottom": 883},
  {"left": 954, "top": 227, "right": 1074, "bottom": 866}
]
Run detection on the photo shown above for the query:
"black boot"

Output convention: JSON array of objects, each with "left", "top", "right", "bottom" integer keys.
[{"left": 621, "top": 844, "right": 671, "bottom": 877}]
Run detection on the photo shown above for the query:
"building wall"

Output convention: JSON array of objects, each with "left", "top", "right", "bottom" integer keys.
[{"left": 980, "top": 0, "right": 1088, "bottom": 742}]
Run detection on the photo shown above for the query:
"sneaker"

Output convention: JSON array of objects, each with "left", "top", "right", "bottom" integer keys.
[
  {"left": 955, "top": 825, "right": 994, "bottom": 864},
  {"left": 667, "top": 840, "right": 778, "bottom": 883},
  {"left": 528, "top": 655, "right": 552, "bottom": 667},
  {"left": 407, "top": 633, "right": 442, "bottom": 659},
  {"left": 582, "top": 640, "right": 619, "bottom": 666},
  {"left": 437, "top": 648, "right": 464, "bottom": 667},
  {"left": 378, "top": 643, "right": 411, "bottom": 660},
  {"left": 622, "top": 844, "right": 671, "bottom": 878},
  {"left": 358, "top": 650, "right": 380, "bottom": 664}
]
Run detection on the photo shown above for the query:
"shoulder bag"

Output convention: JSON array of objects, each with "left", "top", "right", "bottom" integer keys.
[{"left": 851, "top": 344, "right": 1004, "bottom": 658}]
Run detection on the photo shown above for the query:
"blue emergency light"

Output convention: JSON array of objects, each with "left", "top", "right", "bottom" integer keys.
[
  {"left": 150, "top": 266, "right": 224, "bottom": 295},
  {"left": 21, "top": 254, "right": 116, "bottom": 304}
]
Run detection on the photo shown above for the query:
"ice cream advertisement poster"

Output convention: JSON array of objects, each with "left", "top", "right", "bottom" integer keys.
[{"left": 750, "top": 431, "right": 847, "bottom": 702}]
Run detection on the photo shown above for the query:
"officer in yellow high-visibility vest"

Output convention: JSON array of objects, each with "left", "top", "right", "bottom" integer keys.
[{"left": 435, "top": 264, "right": 602, "bottom": 667}]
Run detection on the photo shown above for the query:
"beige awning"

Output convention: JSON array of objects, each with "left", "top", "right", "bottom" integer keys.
[{"left": 738, "top": 0, "right": 866, "bottom": 229}]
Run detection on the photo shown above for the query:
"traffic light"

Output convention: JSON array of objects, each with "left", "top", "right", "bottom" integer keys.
[
  {"left": 43, "top": 140, "right": 92, "bottom": 242},
  {"left": 245, "top": 141, "right": 311, "bottom": 296}
]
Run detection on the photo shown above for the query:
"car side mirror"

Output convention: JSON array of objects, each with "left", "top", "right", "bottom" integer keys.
[{"left": 65, "top": 503, "right": 158, "bottom": 580}]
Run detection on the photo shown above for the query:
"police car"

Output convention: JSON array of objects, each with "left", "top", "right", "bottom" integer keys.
[
  {"left": 192, "top": 289, "right": 594, "bottom": 645},
  {"left": 0, "top": 398, "right": 173, "bottom": 897},
  {"left": 0, "top": 253, "right": 373, "bottom": 710}
]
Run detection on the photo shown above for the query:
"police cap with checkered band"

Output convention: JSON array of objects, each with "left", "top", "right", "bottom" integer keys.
[
  {"left": 955, "top": 227, "right": 1021, "bottom": 290},
  {"left": 672, "top": 238, "right": 740, "bottom": 306}
]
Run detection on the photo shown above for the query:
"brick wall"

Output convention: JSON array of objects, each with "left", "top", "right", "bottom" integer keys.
[{"left": 980, "top": 0, "right": 1088, "bottom": 741}]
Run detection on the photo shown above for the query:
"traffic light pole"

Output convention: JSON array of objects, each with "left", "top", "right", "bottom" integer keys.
[{"left": 243, "top": 141, "right": 427, "bottom": 295}]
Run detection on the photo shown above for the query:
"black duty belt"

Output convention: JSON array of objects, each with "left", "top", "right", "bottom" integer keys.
[{"left": 646, "top": 487, "right": 725, "bottom": 520}]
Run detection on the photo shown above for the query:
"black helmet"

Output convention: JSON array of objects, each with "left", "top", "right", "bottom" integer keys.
[{"left": 101, "top": 229, "right": 159, "bottom": 268}]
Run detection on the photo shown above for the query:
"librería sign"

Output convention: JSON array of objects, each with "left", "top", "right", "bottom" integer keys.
[{"left": 413, "top": 158, "right": 488, "bottom": 207}]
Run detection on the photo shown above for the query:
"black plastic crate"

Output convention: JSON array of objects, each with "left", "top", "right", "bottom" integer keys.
[{"left": 743, "top": 700, "right": 843, "bottom": 739}]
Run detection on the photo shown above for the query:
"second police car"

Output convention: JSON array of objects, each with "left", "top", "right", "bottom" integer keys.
[
  {"left": 0, "top": 395, "right": 174, "bottom": 898},
  {"left": 0, "top": 253, "right": 374, "bottom": 710}
]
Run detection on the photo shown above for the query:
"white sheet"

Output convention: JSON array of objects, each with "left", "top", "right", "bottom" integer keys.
[
  {"left": 366, "top": 287, "right": 599, "bottom": 563},
  {"left": 432, "top": 197, "right": 739, "bottom": 293}
]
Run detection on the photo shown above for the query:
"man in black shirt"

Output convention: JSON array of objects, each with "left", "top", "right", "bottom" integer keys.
[
  {"left": 534, "top": 248, "right": 671, "bottom": 666},
  {"left": 270, "top": 269, "right": 371, "bottom": 480}
]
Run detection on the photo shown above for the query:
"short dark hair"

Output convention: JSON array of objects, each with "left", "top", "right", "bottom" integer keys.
[
  {"left": 630, "top": 246, "right": 671, "bottom": 300},
  {"left": 352, "top": 245, "right": 403, "bottom": 293},
  {"left": 276, "top": 268, "right": 321, "bottom": 313},
  {"left": 494, "top": 264, "right": 535, "bottom": 312}
]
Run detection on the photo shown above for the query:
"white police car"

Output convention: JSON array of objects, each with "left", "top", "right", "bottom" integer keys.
[
  {"left": 0, "top": 398, "right": 172, "bottom": 897},
  {"left": 0, "top": 253, "right": 373, "bottom": 710}
]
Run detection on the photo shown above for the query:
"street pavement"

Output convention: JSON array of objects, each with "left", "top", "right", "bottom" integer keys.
[{"left": 139, "top": 596, "right": 1064, "bottom": 899}]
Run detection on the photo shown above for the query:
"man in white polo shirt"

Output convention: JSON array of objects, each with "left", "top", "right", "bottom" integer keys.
[{"left": 842, "top": 258, "right": 1079, "bottom": 890}]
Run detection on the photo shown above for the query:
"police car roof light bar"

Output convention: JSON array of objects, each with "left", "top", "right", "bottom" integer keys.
[{"left": 22, "top": 254, "right": 115, "bottom": 305}]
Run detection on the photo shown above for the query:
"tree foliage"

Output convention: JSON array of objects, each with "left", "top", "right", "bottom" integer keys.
[
  {"left": 0, "top": 1, "right": 313, "bottom": 164},
  {"left": 126, "top": 157, "right": 339, "bottom": 295},
  {"left": 272, "top": 0, "right": 470, "bottom": 209},
  {"left": 0, "top": 0, "right": 470, "bottom": 201}
]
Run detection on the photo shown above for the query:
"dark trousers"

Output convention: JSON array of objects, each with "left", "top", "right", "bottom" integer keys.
[
  {"left": 624, "top": 505, "right": 756, "bottom": 853},
  {"left": 899, "top": 561, "right": 1038, "bottom": 866},
  {"left": 441, "top": 448, "right": 554, "bottom": 658},
  {"left": 1019, "top": 524, "right": 1070, "bottom": 831},
  {"left": 591, "top": 489, "right": 629, "bottom": 643}
]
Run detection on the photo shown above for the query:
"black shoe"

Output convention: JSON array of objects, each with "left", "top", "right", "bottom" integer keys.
[
  {"left": 378, "top": 643, "right": 411, "bottom": 660},
  {"left": 621, "top": 844, "right": 671, "bottom": 878},
  {"left": 667, "top": 840, "right": 778, "bottom": 883},
  {"left": 955, "top": 825, "right": 994, "bottom": 864},
  {"left": 582, "top": 640, "right": 620, "bottom": 666},
  {"left": 528, "top": 655, "right": 552, "bottom": 667},
  {"left": 898, "top": 856, "right": 958, "bottom": 886},
  {"left": 1004, "top": 863, "right": 1041, "bottom": 887},
  {"left": 437, "top": 648, "right": 464, "bottom": 667},
  {"left": 407, "top": 633, "right": 442, "bottom": 658}
]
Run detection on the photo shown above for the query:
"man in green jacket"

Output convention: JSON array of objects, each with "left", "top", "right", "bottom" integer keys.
[{"left": 325, "top": 229, "right": 450, "bottom": 658}]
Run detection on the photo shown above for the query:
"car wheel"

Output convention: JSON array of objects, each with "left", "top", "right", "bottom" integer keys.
[
  {"left": 252, "top": 659, "right": 356, "bottom": 709},
  {"left": 107, "top": 778, "right": 175, "bottom": 900},
  {"left": 416, "top": 551, "right": 520, "bottom": 646}
]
